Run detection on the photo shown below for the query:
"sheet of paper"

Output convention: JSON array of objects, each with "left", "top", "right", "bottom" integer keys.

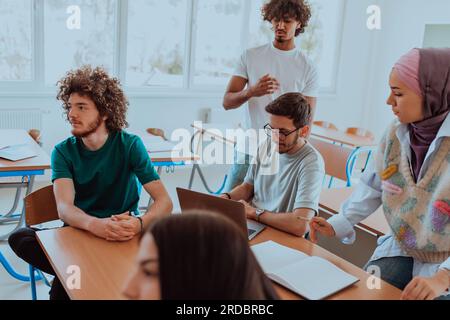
[
  {"left": 251, "top": 241, "right": 308, "bottom": 274},
  {"left": 0, "top": 144, "right": 37, "bottom": 161},
  {"left": 270, "top": 256, "right": 359, "bottom": 300}
]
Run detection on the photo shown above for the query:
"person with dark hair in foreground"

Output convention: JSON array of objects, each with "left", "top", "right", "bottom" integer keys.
[{"left": 123, "top": 211, "right": 278, "bottom": 300}]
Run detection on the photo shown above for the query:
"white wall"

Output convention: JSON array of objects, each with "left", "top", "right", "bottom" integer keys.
[
  {"left": 362, "top": 0, "right": 450, "bottom": 139},
  {"left": 0, "top": 94, "right": 222, "bottom": 156},
  {"left": 315, "top": 0, "right": 379, "bottom": 134}
]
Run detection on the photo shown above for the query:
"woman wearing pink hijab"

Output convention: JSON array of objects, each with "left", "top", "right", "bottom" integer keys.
[{"left": 309, "top": 48, "right": 450, "bottom": 300}]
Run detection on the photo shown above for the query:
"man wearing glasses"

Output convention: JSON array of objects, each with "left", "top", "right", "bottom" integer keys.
[
  {"left": 221, "top": 93, "right": 324, "bottom": 237},
  {"left": 222, "top": 0, "right": 318, "bottom": 192}
]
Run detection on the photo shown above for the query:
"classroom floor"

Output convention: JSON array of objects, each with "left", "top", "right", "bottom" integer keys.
[{"left": 0, "top": 164, "right": 230, "bottom": 300}]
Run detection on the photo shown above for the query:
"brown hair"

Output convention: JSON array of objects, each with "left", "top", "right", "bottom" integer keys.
[
  {"left": 262, "top": 0, "right": 312, "bottom": 36},
  {"left": 265, "top": 92, "right": 311, "bottom": 128},
  {"left": 147, "top": 211, "right": 278, "bottom": 300},
  {"left": 56, "top": 65, "right": 129, "bottom": 132}
]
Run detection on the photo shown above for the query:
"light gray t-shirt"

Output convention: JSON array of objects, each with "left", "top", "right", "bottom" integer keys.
[
  {"left": 234, "top": 43, "right": 319, "bottom": 130},
  {"left": 244, "top": 141, "right": 325, "bottom": 214}
]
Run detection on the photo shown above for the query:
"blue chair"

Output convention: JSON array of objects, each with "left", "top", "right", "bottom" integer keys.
[
  {"left": 187, "top": 127, "right": 228, "bottom": 194},
  {"left": 0, "top": 249, "right": 49, "bottom": 301}
]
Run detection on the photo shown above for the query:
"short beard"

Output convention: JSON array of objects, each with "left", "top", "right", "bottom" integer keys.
[
  {"left": 278, "top": 132, "right": 300, "bottom": 154},
  {"left": 72, "top": 115, "right": 103, "bottom": 138}
]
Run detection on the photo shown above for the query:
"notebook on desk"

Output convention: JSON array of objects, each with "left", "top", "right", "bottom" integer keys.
[
  {"left": 251, "top": 241, "right": 359, "bottom": 300},
  {"left": 0, "top": 144, "right": 37, "bottom": 161}
]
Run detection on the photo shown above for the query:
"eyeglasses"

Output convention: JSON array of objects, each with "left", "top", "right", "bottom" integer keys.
[{"left": 264, "top": 124, "right": 299, "bottom": 139}]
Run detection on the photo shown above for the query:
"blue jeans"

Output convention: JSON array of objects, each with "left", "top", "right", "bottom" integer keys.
[
  {"left": 223, "top": 152, "right": 251, "bottom": 193},
  {"left": 365, "top": 256, "right": 414, "bottom": 290},
  {"left": 365, "top": 256, "right": 450, "bottom": 300}
]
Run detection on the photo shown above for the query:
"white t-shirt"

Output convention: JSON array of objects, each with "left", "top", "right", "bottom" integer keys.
[{"left": 234, "top": 43, "right": 319, "bottom": 130}]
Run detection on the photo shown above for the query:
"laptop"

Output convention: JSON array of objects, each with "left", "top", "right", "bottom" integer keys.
[
  {"left": 176, "top": 188, "right": 265, "bottom": 240},
  {"left": 0, "top": 144, "right": 37, "bottom": 161}
]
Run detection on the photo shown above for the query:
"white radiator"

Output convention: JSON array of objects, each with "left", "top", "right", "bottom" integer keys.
[{"left": 0, "top": 109, "right": 43, "bottom": 130}]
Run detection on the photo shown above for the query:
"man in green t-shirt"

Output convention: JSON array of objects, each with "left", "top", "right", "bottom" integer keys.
[{"left": 8, "top": 66, "right": 173, "bottom": 300}]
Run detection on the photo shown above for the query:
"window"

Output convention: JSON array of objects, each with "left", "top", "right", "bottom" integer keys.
[
  {"left": 191, "top": 0, "right": 246, "bottom": 87},
  {"left": 44, "top": 0, "right": 117, "bottom": 85},
  {"left": 126, "top": 0, "right": 188, "bottom": 88},
  {"left": 0, "top": 0, "right": 344, "bottom": 93},
  {"left": 0, "top": 0, "right": 33, "bottom": 81}
]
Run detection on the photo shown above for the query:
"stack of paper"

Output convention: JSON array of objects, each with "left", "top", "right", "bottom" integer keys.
[{"left": 0, "top": 144, "right": 37, "bottom": 161}]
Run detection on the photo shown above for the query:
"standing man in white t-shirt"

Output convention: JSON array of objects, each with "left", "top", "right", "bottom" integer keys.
[{"left": 222, "top": 0, "right": 319, "bottom": 191}]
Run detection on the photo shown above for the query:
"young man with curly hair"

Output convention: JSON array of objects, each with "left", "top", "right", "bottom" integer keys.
[
  {"left": 8, "top": 66, "right": 173, "bottom": 300},
  {"left": 222, "top": 0, "right": 319, "bottom": 191}
]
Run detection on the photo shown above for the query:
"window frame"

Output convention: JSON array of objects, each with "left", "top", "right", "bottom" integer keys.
[{"left": 0, "top": 0, "right": 345, "bottom": 97}]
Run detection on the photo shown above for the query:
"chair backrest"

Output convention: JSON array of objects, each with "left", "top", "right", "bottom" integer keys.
[
  {"left": 25, "top": 185, "right": 59, "bottom": 226},
  {"left": 309, "top": 137, "right": 353, "bottom": 182},
  {"left": 346, "top": 127, "right": 375, "bottom": 141},
  {"left": 146, "top": 128, "right": 167, "bottom": 141},
  {"left": 313, "top": 121, "right": 338, "bottom": 131},
  {"left": 28, "top": 129, "right": 42, "bottom": 145}
]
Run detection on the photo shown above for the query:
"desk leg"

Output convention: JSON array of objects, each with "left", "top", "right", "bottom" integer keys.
[
  {"left": 0, "top": 184, "right": 23, "bottom": 217},
  {"left": 0, "top": 176, "right": 35, "bottom": 241},
  {"left": 188, "top": 164, "right": 198, "bottom": 190},
  {"left": 188, "top": 163, "right": 227, "bottom": 195},
  {"left": 0, "top": 182, "right": 25, "bottom": 221}
]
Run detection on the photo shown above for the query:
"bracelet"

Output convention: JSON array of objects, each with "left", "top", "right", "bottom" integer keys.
[
  {"left": 135, "top": 216, "right": 144, "bottom": 234},
  {"left": 223, "top": 193, "right": 232, "bottom": 200}
]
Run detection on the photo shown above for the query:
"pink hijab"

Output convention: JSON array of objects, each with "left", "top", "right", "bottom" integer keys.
[{"left": 393, "top": 48, "right": 450, "bottom": 181}]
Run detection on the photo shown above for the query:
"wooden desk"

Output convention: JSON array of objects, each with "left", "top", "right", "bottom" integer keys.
[
  {"left": 0, "top": 129, "right": 51, "bottom": 283},
  {"left": 251, "top": 228, "right": 400, "bottom": 300},
  {"left": 189, "top": 123, "right": 242, "bottom": 194},
  {"left": 132, "top": 129, "right": 200, "bottom": 165},
  {"left": 37, "top": 227, "right": 138, "bottom": 300},
  {"left": 150, "top": 151, "right": 200, "bottom": 166},
  {"left": 0, "top": 130, "right": 51, "bottom": 238},
  {"left": 311, "top": 126, "right": 377, "bottom": 148},
  {"left": 191, "top": 123, "right": 238, "bottom": 147},
  {"left": 319, "top": 187, "right": 390, "bottom": 237},
  {"left": 37, "top": 225, "right": 401, "bottom": 300},
  {"left": 192, "top": 124, "right": 377, "bottom": 149},
  {"left": 0, "top": 129, "right": 51, "bottom": 172}
]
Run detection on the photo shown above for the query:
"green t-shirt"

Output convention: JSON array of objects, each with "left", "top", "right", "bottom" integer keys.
[{"left": 51, "top": 130, "right": 160, "bottom": 219}]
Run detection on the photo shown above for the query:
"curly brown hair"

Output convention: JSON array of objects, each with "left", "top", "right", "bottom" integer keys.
[
  {"left": 262, "top": 0, "right": 312, "bottom": 36},
  {"left": 56, "top": 65, "right": 129, "bottom": 132}
]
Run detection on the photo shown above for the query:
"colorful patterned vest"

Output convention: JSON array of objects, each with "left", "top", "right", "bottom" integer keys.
[{"left": 376, "top": 122, "right": 450, "bottom": 263}]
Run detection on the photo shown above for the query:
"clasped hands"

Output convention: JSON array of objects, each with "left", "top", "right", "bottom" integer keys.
[{"left": 88, "top": 211, "right": 141, "bottom": 242}]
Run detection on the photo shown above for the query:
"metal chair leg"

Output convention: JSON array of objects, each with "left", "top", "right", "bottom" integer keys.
[
  {"left": 188, "top": 164, "right": 228, "bottom": 194},
  {"left": 29, "top": 265, "right": 37, "bottom": 300},
  {"left": 0, "top": 251, "right": 30, "bottom": 281}
]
